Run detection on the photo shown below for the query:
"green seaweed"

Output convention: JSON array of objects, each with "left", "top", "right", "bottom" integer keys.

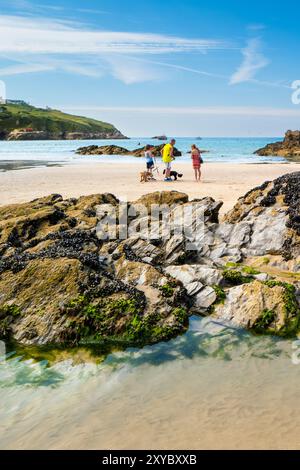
[
  {"left": 212, "top": 285, "right": 226, "bottom": 304},
  {"left": 262, "top": 281, "right": 300, "bottom": 336},
  {"left": 0, "top": 304, "right": 22, "bottom": 318},
  {"left": 242, "top": 266, "right": 260, "bottom": 275},
  {"left": 0, "top": 304, "right": 22, "bottom": 339},
  {"left": 225, "top": 262, "right": 240, "bottom": 268},
  {"left": 253, "top": 309, "right": 276, "bottom": 333},
  {"left": 206, "top": 286, "right": 227, "bottom": 315},
  {"left": 223, "top": 269, "right": 253, "bottom": 285},
  {"left": 62, "top": 295, "right": 188, "bottom": 346},
  {"left": 159, "top": 281, "right": 177, "bottom": 298},
  {"left": 172, "top": 307, "right": 188, "bottom": 324}
]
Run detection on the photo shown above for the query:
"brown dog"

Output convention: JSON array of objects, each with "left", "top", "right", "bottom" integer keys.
[{"left": 140, "top": 170, "right": 152, "bottom": 182}]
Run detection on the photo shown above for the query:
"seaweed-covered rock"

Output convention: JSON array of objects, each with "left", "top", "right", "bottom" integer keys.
[
  {"left": 75, "top": 143, "right": 182, "bottom": 157},
  {"left": 130, "top": 143, "right": 182, "bottom": 157},
  {"left": 132, "top": 191, "right": 188, "bottom": 211},
  {"left": 223, "top": 172, "right": 300, "bottom": 260},
  {"left": 76, "top": 145, "right": 129, "bottom": 156},
  {"left": 1, "top": 174, "right": 300, "bottom": 350},
  {"left": 0, "top": 192, "right": 190, "bottom": 347},
  {"left": 213, "top": 280, "right": 300, "bottom": 336}
]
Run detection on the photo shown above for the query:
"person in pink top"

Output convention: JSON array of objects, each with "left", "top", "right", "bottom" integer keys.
[{"left": 191, "top": 144, "right": 202, "bottom": 181}]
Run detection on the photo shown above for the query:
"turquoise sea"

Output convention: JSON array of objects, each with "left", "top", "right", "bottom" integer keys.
[{"left": 0, "top": 137, "right": 285, "bottom": 167}]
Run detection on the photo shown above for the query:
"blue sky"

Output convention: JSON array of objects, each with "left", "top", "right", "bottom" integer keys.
[{"left": 0, "top": 0, "right": 300, "bottom": 136}]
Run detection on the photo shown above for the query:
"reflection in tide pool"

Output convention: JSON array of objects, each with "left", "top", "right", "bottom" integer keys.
[{"left": 0, "top": 317, "right": 299, "bottom": 450}]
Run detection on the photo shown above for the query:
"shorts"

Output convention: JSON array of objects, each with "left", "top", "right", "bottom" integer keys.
[
  {"left": 164, "top": 162, "right": 171, "bottom": 169},
  {"left": 146, "top": 161, "right": 154, "bottom": 170}
]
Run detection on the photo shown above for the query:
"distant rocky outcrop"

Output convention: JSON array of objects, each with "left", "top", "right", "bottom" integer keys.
[
  {"left": 254, "top": 130, "right": 300, "bottom": 159},
  {"left": 152, "top": 135, "right": 167, "bottom": 141},
  {"left": 7, "top": 130, "right": 126, "bottom": 141},
  {"left": 76, "top": 143, "right": 182, "bottom": 157},
  {"left": 1, "top": 173, "right": 300, "bottom": 353},
  {"left": 76, "top": 145, "right": 130, "bottom": 156}
]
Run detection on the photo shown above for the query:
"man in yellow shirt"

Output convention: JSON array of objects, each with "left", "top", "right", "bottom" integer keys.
[{"left": 162, "top": 138, "right": 176, "bottom": 181}]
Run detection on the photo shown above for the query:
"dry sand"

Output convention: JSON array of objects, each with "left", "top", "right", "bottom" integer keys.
[{"left": 0, "top": 160, "right": 299, "bottom": 215}]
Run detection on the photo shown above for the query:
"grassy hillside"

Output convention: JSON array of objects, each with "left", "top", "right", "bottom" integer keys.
[{"left": 0, "top": 102, "right": 118, "bottom": 136}]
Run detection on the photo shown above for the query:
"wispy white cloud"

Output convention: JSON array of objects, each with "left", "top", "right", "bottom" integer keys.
[
  {"left": 76, "top": 8, "right": 109, "bottom": 15},
  {"left": 0, "top": 14, "right": 285, "bottom": 89},
  {"left": 60, "top": 105, "right": 300, "bottom": 117},
  {"left": 104, "top": 56, "right": 165, "bottom": 84},
  {"left": 230, "top": 38, "right": 269, "bottom": 85},
  {"left": 247, "top": 24, "right": 266, "bottom": 31},
  {"left": 3, "top": 0, "right": 108, "bottom": 15},
  {"left": 0, "top": 62, "right": 54, "bottom": 76},
  {"left": 0, "top": 15, "right": 227, "bottom": 55},
  {"left": 60, "top": 63, "right": 104, "bottom": 78},
  {"left": 123, "top": 56, "right": 229, "bottom": 80},
  {"left": 0, "top": 14, "right": 231, "bottom": 83}
]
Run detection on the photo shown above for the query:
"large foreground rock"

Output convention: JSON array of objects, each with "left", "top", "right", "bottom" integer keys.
[
  {"left": 0, "top": 192, "right": 190, "bottom": 347},
  {"left": 1, "top": 173, "right": 300, "bottom": 350},
  {"left": 223, "top": 172, "right": 300, "bottom": 260},
  {"left": 214, "top": 280, "right": 299, "bottom": 336}
]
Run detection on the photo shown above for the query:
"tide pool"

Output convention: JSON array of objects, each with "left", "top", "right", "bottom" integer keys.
[{"left": 1, "top": 317, "right": 299, "bottom": 450}]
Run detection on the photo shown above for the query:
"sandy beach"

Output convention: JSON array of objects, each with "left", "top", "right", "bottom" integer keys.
[{"left": 0, "top": 160, "right": 299, "bottom": 215}]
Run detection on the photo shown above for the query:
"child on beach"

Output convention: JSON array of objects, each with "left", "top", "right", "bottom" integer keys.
[
  {"left": 191, "top": 144, "right": 202, "bottom": 182},
  {"left": 145, "top": 145, "right": 154, "bottom": 177}
]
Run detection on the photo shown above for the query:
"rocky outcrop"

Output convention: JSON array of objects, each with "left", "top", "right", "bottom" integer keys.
[
  {"left": 76, "top": 143, "right": 182, "bottom": 157},
  {"left": 223, "top": 172, "right": 300, "bottom": 260},
  {"left": 152, "top": 135, "right": 167, "bottom": 141},
  {"left": 131, "top": 144, "right": 181, "bottom": 157},
  {"left": 0, "top": 193, "right": 190, "bottom": 348},
  {"left": 76, "top": 145, "right": 129, "bottom": 155},
  {"left": 254, "top": 130, "right": 300, "bottom": 160},
  {"left": 132, "top": 191, "right": 189, "bottom": 210},
  {"left": 7, "top": 130, "right": 126, "bottom": 141},
  {"left": 1, "top": 173, "right": 300, "bottom": 352},
  {"left": 214, "top": 280, "right": 299, "bottom": 336}
]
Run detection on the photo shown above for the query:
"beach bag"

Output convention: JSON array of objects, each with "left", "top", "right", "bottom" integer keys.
[{"left": 200, "top": 155, "right": 204, "bottom": 164}]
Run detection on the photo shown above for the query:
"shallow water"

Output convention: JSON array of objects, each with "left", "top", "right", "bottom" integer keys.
[
  {"left": 0, "top": 137, "right": 285, "bottom": 166},
  {"left": 0, "top": 160, "right": 61, "bottom": 172},
  {"left": 1, "top": 317, "right": 300, "bottom": 450}
]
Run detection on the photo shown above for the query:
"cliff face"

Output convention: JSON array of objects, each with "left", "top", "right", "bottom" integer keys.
[
  {"left": 1, "top": 174, "right": 300, "bottom": 352},
  {"left": 0, "top": 102, "right": 127, "bottom": 140},
  {"left": 7, "top": 129, "right": 126, "bottom": 141},
  {"left": 255, "top": 130, "right": 300, "bottom": 159}
]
